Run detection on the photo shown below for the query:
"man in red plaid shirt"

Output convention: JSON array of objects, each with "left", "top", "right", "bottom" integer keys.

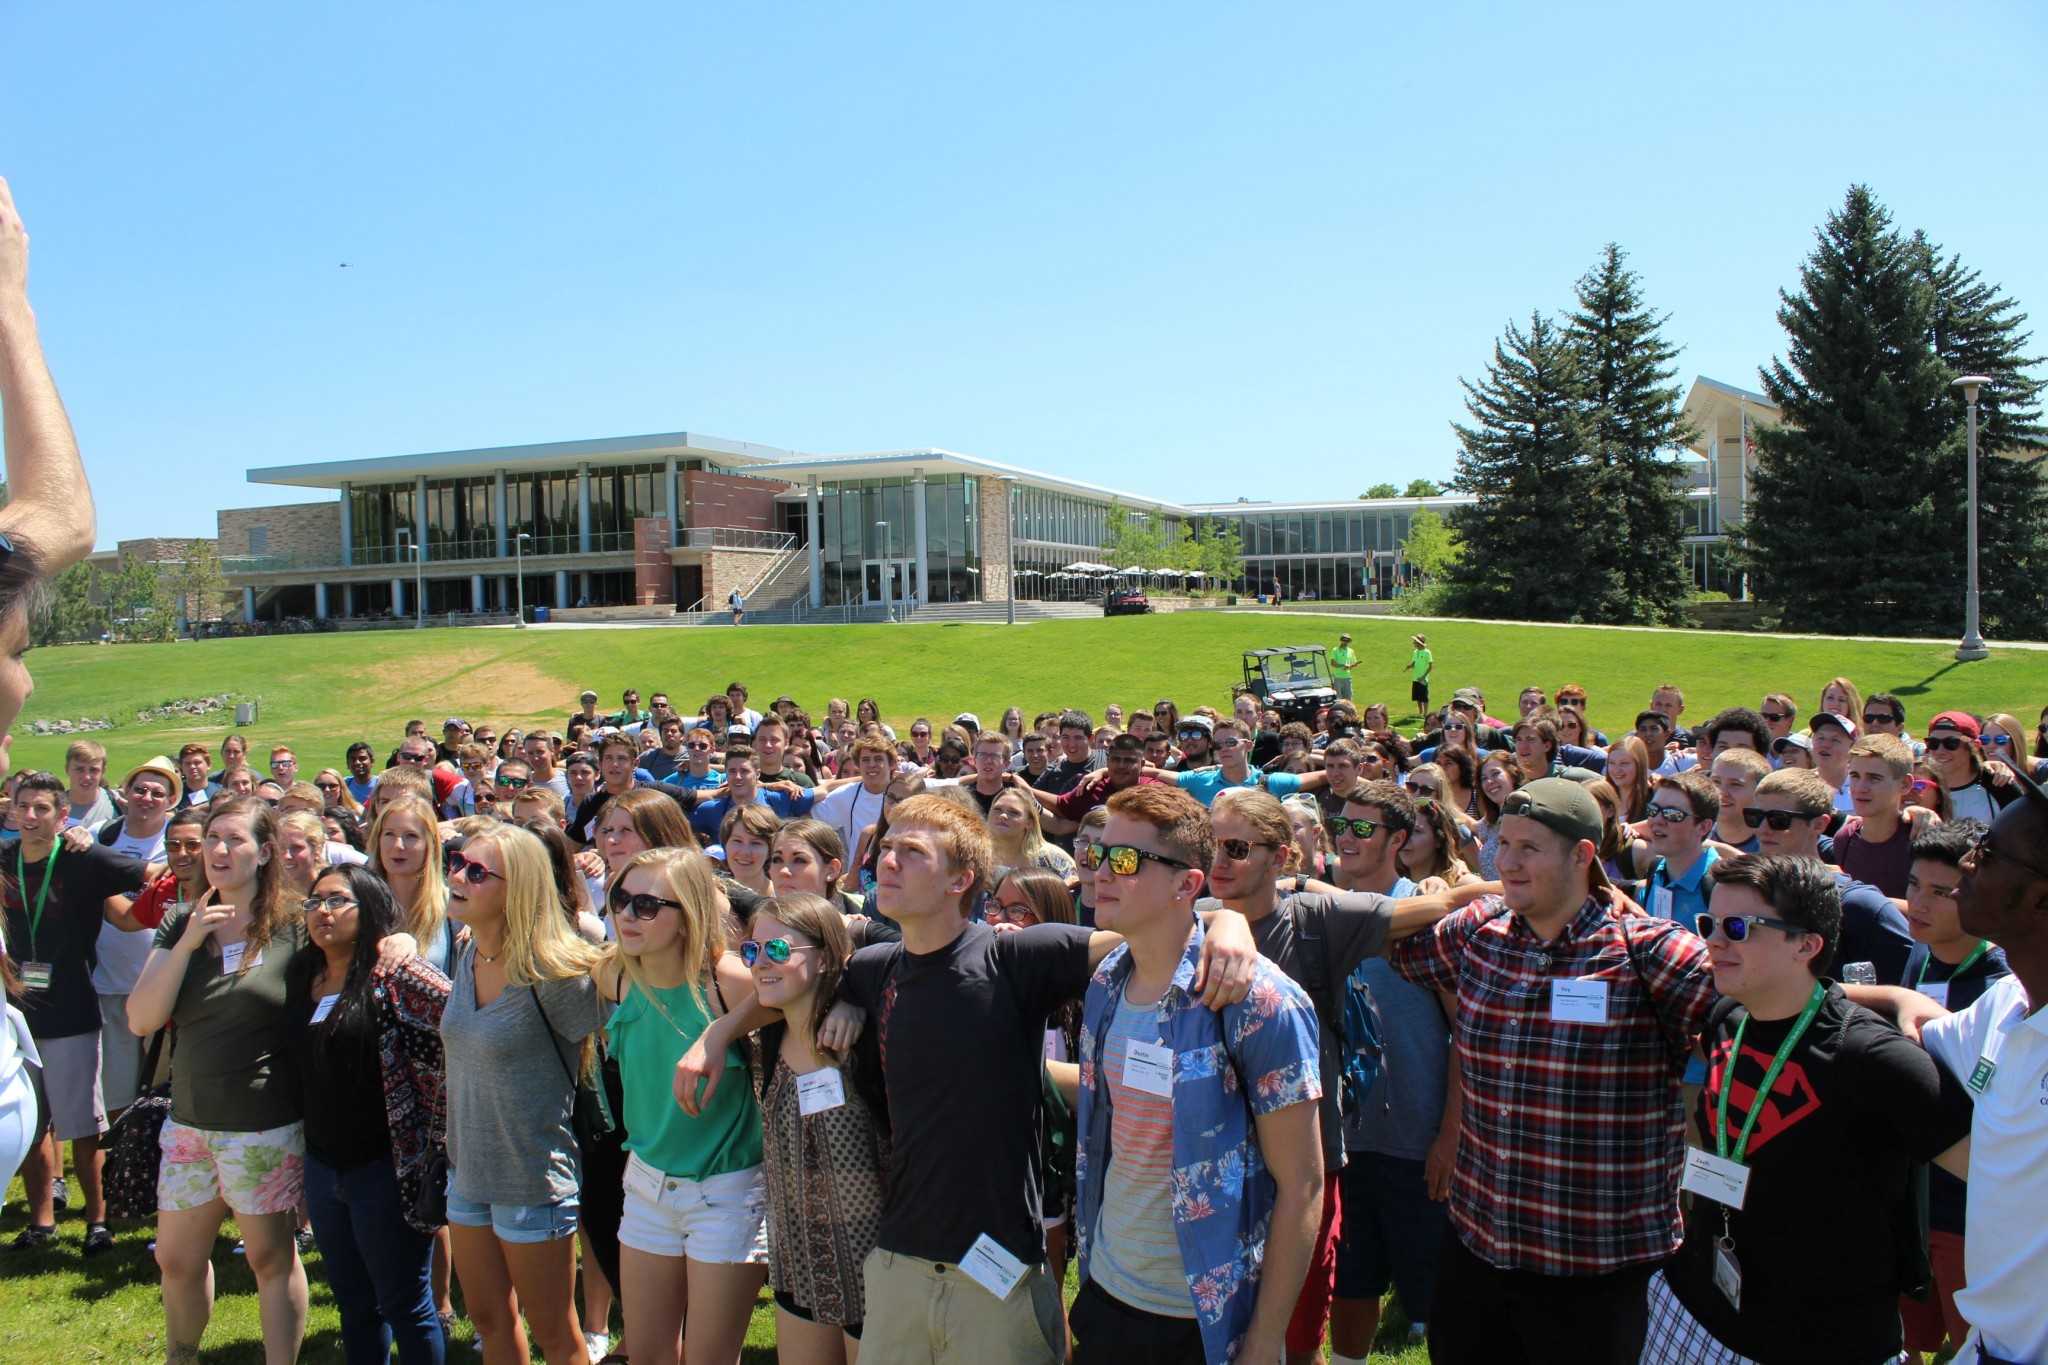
[{"left": 1391, "top": 777, "right": 1717, "bottom": 1364}]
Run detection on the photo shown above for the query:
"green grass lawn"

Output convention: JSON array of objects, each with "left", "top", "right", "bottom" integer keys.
[{"left": 13, "top": 612, "right": 2048, "bottom": 779}]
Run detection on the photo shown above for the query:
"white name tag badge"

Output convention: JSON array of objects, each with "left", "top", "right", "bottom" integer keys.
[
  {"left": 796, "top": 1068, "right": 847, "bottom": 1116},
  {"left": 1123, "top": 1039, "right": 1176, "bottom": 1098},
  {"left": 1651, "top": 886, "right": 1674, "bottom": 920},
  {"left": 1918, "top": 982, "right": 1950, "bottom": 1009},
  {"left": 220, "top": 941, "right": 248, "bottom": 973},
  {"left": 1680, "top": 1146, "right": 1751, "bottom": 1209},
  {"left": 1713, "top": 1241, "right": 1743, "bottom": 1310},
  {"left": 958, "top": 1233, "right": 1028, "bottom": 1300},
  {"left": 1550, "top": 978, "right": 1610, "bottom": 1024},
  {"left": 310, "top": 993, "right": 339, "bottom": 1024},
  {"left": 19, "top": 961, "right": 52, "bottom": 990},
  {"left": 623, "top": 1159, "right": 665, "bottom": 1204}
]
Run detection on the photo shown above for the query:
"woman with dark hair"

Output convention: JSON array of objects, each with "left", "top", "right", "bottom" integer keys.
[
  {"left": 288, "top": 864, "right": 452, "bottom": 1364},
  {"left": 324, "top": 804, "right": 366, "bottom": 853},
  {"left": 852, "top": 775, "right": 923, "bottom": 899}
]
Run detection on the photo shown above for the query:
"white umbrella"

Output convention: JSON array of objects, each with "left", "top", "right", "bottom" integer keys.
[
  {"left": 1117, "top": 564, "right": 1144, "bottom": 575},
  {"left": 1063, "top": 560, "right": 1107, "bottom": 573},
  {"left": 1014, "top": 567, "right": 1041, "bottom": 577}
]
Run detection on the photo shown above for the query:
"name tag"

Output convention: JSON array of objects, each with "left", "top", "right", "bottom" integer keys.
[
  {"left": 1651, "top": 887, "right": 1674, "bottom": 920},
  {"left": 310, "top": 993, "right": 340, "bottom": 1024},
  {"left": 1550, "top": 978, "right": 1610, "bottom": 1024},
  {"left": 220, "top": 941, "right": 261, "bottom": 974},
  {"left": 1966, "top": 1056, "right": 1997, "bottom": 1095},
  {"left": 19, "top": 961, "right": 52, "bottom": 991},
  {"left": 1917, "top": 982, "right": 1949, "bottom": 1010},
  {"left": 1713, "top": 1240, "right": 1743, "bottom": 1310},
  {"left": 1123, "top": 1039, "right": 1176, "bottom": 1097},
  {"left": 1680, "top": 1146, "right": 1751, "bottom": 1209},
  {"left": 958, "top": 1233, "right": 1028, "bottom": 1300},
  {"left": 623, "top": 1158, "right": 665, "bottom": 1204},
  {"left": 796, "top": 1068, "right": 847, "bottom": 1116}
]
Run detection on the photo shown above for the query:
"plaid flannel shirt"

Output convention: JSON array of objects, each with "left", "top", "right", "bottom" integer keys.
[{"left": 1390, "top": 895, "right": 1716, "bottom": 1275}]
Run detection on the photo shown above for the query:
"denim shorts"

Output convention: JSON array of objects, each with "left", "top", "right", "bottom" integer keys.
[{"left": 445, "top": 1179, "right": 580, "bottom": 1244}]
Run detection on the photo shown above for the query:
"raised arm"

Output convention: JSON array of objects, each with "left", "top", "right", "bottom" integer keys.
[{"left": 0, "top": 180, "right": 94, "bottom": 573}]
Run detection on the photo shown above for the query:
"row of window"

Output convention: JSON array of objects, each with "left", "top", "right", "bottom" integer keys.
[{"left": 347, "top": 463, "right": 701, "bottom": 564}]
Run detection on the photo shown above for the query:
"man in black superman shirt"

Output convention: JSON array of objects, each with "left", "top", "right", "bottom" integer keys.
[{"left": 1640, "top": 855, "right": 1974, "bottom": 1365}]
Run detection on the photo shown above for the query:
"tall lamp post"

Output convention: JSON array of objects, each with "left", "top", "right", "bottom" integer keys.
[
  {"left": 515, "top": 532, "right": 531, "bottom": 628},
  {"left": 1954, "top": 375, "right": 1993, "bottom": 662},
  {"left": 396, "top": 529, "right": 423, "bottom": 629},
  {"left": 875, "top": 520, "right": 891, "bottom": 619},
  {"left": 999, "top": 475, "right": 1018, "bottom": 625}
]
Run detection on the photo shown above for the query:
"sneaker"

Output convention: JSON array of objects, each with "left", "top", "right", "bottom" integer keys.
[
  {"left": 295, "top": 1227, "right": 316, "bottom": 1256},
  {"left": 583, "top": 1330, "right": 610, "bottom": 1360},
  {"left": 8, "top": 1224, "right": 57, "bottom": 1251},
  {"left": 82, "top": 1224, "right": 115, "bottom": 1257},
  {"left": 232, "top": 1239, "right": 246, "bottom": 1256},
  {"left": 49, "top": 1178, "right": 69, "bottom": 1212},
  {"left": 1408, "top": 1321, "right": 1428, "bottom": 1343}
]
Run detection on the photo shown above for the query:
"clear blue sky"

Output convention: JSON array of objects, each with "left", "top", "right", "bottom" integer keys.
[{"left": 10, "top": 1, "right": 2046, "bottom": 547}]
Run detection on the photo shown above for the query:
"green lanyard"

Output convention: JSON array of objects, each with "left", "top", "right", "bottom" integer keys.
[
  {"left": 1714, "top": 981, "right": 1826, "bottom": 1165},
  {"left": 17, "top": 839, "right": 61, "bottom": 958},
  {"left": 1914, "top": 940, "right": 1992, "bottom": 989}
]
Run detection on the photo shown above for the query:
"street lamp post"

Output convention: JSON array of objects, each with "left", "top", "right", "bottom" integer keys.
[
  {"left": 396, "top": 529, "right": 423, "bottom": 629},
  {"left": 515, "top": 532, "right": 531, "bottom": 628},
  {"left": 1000, "top": 475, "right": 1018, "bottom": 625},
  {"left": 876, "top": 521, "right": 891, "bottom": 620},
  {"left": 1954, "top": 375, "right": 1993, "bottom": 662}
]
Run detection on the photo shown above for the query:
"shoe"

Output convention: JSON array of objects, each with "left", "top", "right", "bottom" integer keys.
[
  {"left": 294, "top": 1227, "right": 315, "bottom": 1256},
  {"left": 232, "top": 1239, "right": 246, "bottom": 1256},
  {"left": 50, "top": 1178, "right": 69, "bottom": 1212},
  {"left": 584, "top": 1330, "right": 611, "bottom": 1360},
  {"left": 9, "top": 1224, "right": 57, "bottom": 1251},
  {"left": 1408, "top": 1321, "right": 1428, "bottom": 1343},
  {"left": 598, "top": 1353, "right": 630, "bottom": 1364},
  {"left": 82, "top": 1224, "right": 115, "bottom": 1257}
]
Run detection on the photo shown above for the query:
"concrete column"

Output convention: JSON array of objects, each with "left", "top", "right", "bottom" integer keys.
[
  {"left": 911, "top": 471, "right": 930, "bottom": 606},
  {"left": 338, "top": 483, "right": 353, "bottom": 567},
  {"left": 579, "top": 571, "right": 592, "bottom": 604},
  {"left": 806, "top": 478, "right": 823, "bottom": 608},
  {"left": 471, "top": 573, "right": 486, "bottom": 613},
  {"left": 555, "top": 569, "right": 570, "bottom": 607},
  {"left": 578, "top": 464, "right": 592, "bottom": 553},
  {"left": 494, "top": 470, "right": 509, "bottom": 558},
  {"left": 391, "top": 577, "right": 405, "bottom": 616},
  {"left": 415, "top": 475, "right": 430, "bottom": 562},
  {"left": 343, "top": 583, "right": 356, "bottom": 618},
  {"left": 314, "top": 583, "right": 329, "bottom": 620},
  {"left": 665, "top": 456, "right": 679, "bottom": 546},
  {"left": 243, "top": 586, "right": 256, "bottom": 622}
]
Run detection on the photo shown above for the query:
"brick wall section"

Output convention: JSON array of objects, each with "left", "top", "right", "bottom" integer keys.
[
  {"left": 684, "top": 471, "right": 789, "bottom": 533},
  {"left": 701, "top": 548, "right": 782, "bottom": 608},
  {"left": 976, "top": 477, "right": 1012, "bottom": 603},
  {"left": 218, "top": 502, "right": 342, "bottom": 567}
]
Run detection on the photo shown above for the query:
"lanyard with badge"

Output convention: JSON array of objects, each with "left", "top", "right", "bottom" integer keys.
[
  {"left": 1912, "top": 940, "right": 1991, "bottom": 1010},
  {"left": 14, "top": 841, "right": 62, "bottom": 991},
  {"left": 1681, "top": 981, "right": 1826, "bottom": 1310}
]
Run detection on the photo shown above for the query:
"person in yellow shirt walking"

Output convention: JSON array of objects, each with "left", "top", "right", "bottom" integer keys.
[
  {"left": 1329, "top": 633, "right": 1359, "bottom": 701},
  {"left": 1404, "top": 634, "right": 1433, "bottom": 721}
]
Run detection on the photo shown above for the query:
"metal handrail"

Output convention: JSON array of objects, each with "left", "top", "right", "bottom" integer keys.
[{"left": 681, "top": 527, "right": 796, "bottom": 552}]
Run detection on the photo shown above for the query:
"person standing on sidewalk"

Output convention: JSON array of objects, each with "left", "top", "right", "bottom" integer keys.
[{"left": 1330, "top": 633, "right": 1359, "bottom": 702}]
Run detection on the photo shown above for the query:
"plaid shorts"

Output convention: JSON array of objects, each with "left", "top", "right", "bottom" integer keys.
[{"left": 1641, "top": 1270, "right": 1908, "bottom": 1365}]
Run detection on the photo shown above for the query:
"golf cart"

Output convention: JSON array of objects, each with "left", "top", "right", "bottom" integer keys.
[{"left": 1240, "top": 646, "right": 1339, "bottom": 724}]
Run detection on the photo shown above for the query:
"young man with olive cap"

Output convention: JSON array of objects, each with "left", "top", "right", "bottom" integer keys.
[
  {"left": 1389, "top": 777, "right": 1718, "bottom": 1363},
  {"left": 1329, "top": 632, "right": 1358, "bottom": 700}
]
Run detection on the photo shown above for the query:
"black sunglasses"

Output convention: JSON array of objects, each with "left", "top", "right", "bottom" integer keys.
[
  {"left": 608, "top": 884, "right": 684, "bottom": 921},
  {"left": 1741, "top": 808, "right": 1821, "bottom": 831},
  {"left": 1760, "top": 710, "right": 1790, "bottom": 723},
  {"left": 1695, "top": 912, "right": 1805, "bottom": 942},
  {"left": 1862, "top": 711, "right": 1899, "bottom": 726},
  {"left": 1925, "top": 736, "right": 1971, "bottom": 752}
]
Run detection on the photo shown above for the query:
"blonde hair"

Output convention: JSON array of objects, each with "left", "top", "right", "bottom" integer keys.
[
  {"left": 988, "top": 785, "right": 1051, "bottom": 862},
  {"left": 277, "top": 809, "right": 329, "bottom": 892},
  {"left": 1712, "top": 746, "right": 1772, "bottom": 782},
  {"left": 367, "top": 793, "right": 448, "bottom": 954},
  {"left": 511, "top": 786, "right": 566, "bottom": 826},
  {"left": 1819, "top": 675, "right": 1863, "bottom": 723},
  {"left": 1213, "top": 787, "right": 1300, "bottom": 872},
  {"left": 608, "top": 847, "right": 731, "bottom": 1025},
  {"left": 749, "top": 892, "right": 852, "bottom": 1065},
  {"left": 314, "top": 767, "right": 362, "bottom": 815},
  {"left": 464, "top": 822, "right": 606, "bottom": 988}
]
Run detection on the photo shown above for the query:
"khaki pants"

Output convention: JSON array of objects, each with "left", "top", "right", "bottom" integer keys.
[{"left": 861, "top": 1246, "right": 1066, "bottom": 1364}]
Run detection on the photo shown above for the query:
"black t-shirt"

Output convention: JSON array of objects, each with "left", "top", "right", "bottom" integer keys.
[
  {"left": 2, "top": 843, "right": 147, "bottom": 1039},
  {"left": 837, "top": 921, "right": 1092, "bottom": 1266},
  {"left": 1031, "top": 756, "right": 1100, "bottom": 798},
  {"left": 286, "top": 964, "right": 392, "bottom": 1170},
  {"left": 1669, "top": 986, "right": 1973, "bottom": 1363}
]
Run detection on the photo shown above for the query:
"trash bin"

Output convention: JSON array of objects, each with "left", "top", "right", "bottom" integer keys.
[
  {"left": 533, "top": 606, "right": 551, "bottom": 623},
  {"left": 234, "top": 701, "right": 258, "bottom": 726}
]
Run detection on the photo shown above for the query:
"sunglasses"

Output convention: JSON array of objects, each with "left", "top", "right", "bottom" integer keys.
[
  {"left": 1741, "top": 808, "right": 1821, "bottom": 831},
  {"left": 1176, "top": 728, "right": 1208, "bottom": 740},
  {"left": 1695, "top": 912, "right": 1805, "bottom": 942},
  {"left": 1404, "top": 781, "right": 1440, "bottom": 796},
  {"left": 1925, "top": 736, "right": 1971, "bottom": 752},
  {"left": 496, "top": 775, "right": 531, "bottom": 790},
  {"left": 1646, "top": 802, "right": 1696, "bottom": 824},
  {"left": 1443, "top": 722, "right": 1470, "bottom": 733},
  {"left": 1086, "top": 843, "right": 1192, "bottom": 877},
  {"left": 1325, "top": 816, "right": 1385, "bottom": 839},
  {"left": 1987, "top": 734, "right": 2014, "bottom": 748},
  {"left": 315, "top": 780, "right": 342, "bottom": 791},
  {"left": 1215, "top": 838, "right": 1275, "bottom": 862},
  {"left": 739, "top": 937, "right": 815, "bottom": 966},
  {"left": 1760, "top": 710, "right": 1790, "bottom": 723},
  {"left": 608, "top": 885, "right": 684, "bottom": 920},
  {"left": 164, "top": 838, "right": 205, "bottom": 854},
  {"left": 1862, "top": 712, "right": 1899, "bottom": 726},
  {"left": 397, "top": 752, "right": 432, "bottom": 764},
  {"left": 302, "top": 892, "right": 359, "bottom": 915},
  {"left": 444, "top": 852, "right": 504, "bottom": 885}
]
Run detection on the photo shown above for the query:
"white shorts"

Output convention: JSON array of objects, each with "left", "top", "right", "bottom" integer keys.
[
  {"left": 616, "top": 1152, "right": 768, "bottom": 1264},
  {"left": 97, "top": 995, "right": 146, "bottom": 1112}
]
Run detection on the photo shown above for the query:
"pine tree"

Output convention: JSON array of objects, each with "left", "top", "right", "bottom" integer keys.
[
  {"left": 33, "top": 561, "right": 104, "bottom": 645},
  {"left": 1567, "top": 243, "right": 1696, "bottom": 623},
  {"left": 1911, "top": 231, "right": 2048, "bottom": 639},
  {"left": 1745, "top": 186, "right": 1955, "bottom": 634},
  {"left": 1444, "top": 312, "right": 1609, "bottom": 620}
]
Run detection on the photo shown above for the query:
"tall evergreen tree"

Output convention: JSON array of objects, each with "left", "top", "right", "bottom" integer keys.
[
  {"left": 1744, "top": 186, "right": 1956, "bottom": 634},
  {"left": 1911, "top": 231, "right": 2048, "bottom": 639},
  {"left": 1567, "top": 243, "right": 1696, "bottom": 623},
  {"left": 1444, "top": 312, "right": 1609, "bottom": 620}
]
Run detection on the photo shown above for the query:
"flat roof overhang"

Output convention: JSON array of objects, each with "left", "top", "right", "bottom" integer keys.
[{"left": 247, "top": 430, "right": 796, "bottom": 490}]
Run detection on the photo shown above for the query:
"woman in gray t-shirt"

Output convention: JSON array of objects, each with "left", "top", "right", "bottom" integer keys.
[{"left": 438, "top": 822, "right": 607, "bottom": 1365}]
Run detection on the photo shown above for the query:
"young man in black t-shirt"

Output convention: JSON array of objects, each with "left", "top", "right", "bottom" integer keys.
[
  {"left": 3, "top": 773, "right": 148, "bottom": 1254},
  {"left": 1644, "top": 854, "right": 1973, "bottom": 1363}
]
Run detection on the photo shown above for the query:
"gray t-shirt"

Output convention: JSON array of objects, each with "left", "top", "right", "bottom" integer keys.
[
  {"left": 1343, "top": 958, "right": 1451, "bottom": 1160},
  {"left": 1233, "top": 890, "right": 1394, "bottom": 1170},
  {"left": 440, "top": 944, "right": 606, "bottom": 1206}
]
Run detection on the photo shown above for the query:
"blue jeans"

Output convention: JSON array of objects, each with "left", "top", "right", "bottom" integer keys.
[{"left": 303, "top": 1153, "right": 446, "bottom": 1365}]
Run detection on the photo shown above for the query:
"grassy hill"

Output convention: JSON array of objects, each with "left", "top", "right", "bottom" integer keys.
[{"left": 13, "top": 613, "right": 2047, "bottom": 777}]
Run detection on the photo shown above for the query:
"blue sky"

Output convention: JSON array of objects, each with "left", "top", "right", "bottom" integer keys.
[{"left": 9, "top": 1, "right": 2045, "bottom": 546}]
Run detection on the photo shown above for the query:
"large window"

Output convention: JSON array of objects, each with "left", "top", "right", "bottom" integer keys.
[
  {"left": 814, "top": 475, "right": 982, "bottom": 605},
  {"left": 589, "top": 463, "right": 666, "bottom": 552},
  {"left": 507, "top": 468, "right": 580, "bottom": 556},
  {"left": 348, "top": 482, "right": 417, "bottom": 566}
]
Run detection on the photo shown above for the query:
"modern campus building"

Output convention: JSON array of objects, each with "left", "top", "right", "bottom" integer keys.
[{"left": 216, "top": 376, "right": 1771, "bottom": 622}]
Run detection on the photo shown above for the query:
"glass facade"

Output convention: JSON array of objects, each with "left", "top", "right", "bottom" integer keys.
[
  {"left": 589, "top": 462, "right": 667, "bottom": 552},
  {"left": 814, "top": 475, "right": 981, "bottom": 605},
  {"left": 506, "top": 468, "right": 581, "bottom": 557},
  {"left": 347, "top": 482, "right": 418, "bottom": 566}
]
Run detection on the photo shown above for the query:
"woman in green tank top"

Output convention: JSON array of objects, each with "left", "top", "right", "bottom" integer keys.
[{"left": 594, "top": 848, "right": 766, "bottom": 1365}]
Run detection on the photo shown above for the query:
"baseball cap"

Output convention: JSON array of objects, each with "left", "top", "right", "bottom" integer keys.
[
  {"left": 1810, "top": 711, "right": 1859, "bottom": 738},
  {"left": 954, "top": 712, "right": 981, "bottom": 730},
  {"left": 1500, "top": 777, "right": 1603, "bottom": 848},
  {"left": 1772, "top": 733, "right": 1813, "bottom": 755},
  {"left": 579, "top": 689, "right": 599, "bottom": 703},
  {"left": 1451, "top": 688, "right": 1483, "bottom": 710},
  {"left": 443, "top": 716, "right": 468, "bottom": 730},
  {"left": 1177, "top": 715, "right": 1215, "bottom": 736},
  {"left": 1635, "top": 709, "right": 1673, "bottom": 729},
  {"left": 1927, "top": 711, "right": 1980, "bottom": 739}
]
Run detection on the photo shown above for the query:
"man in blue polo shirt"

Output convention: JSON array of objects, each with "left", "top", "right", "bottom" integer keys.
[
  {"left": 1644, "top": 770, "right": 1721, "bottom": 1092},
  {"left": 1151, "top": 718, "right": 1329, "bottom": 808}
]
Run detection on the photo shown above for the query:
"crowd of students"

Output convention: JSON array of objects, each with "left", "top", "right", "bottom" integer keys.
[{"left": 0, "top": 670, "right": 2044, "bottom": 1365}]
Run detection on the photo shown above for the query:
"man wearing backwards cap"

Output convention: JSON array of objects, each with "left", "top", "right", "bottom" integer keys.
[
  {"left": 1923, "top": 710, "right": 2019, "bottom": 826},
  {"left": 1389, "top": 777, "right": 1717, "bottom": 1363}
]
